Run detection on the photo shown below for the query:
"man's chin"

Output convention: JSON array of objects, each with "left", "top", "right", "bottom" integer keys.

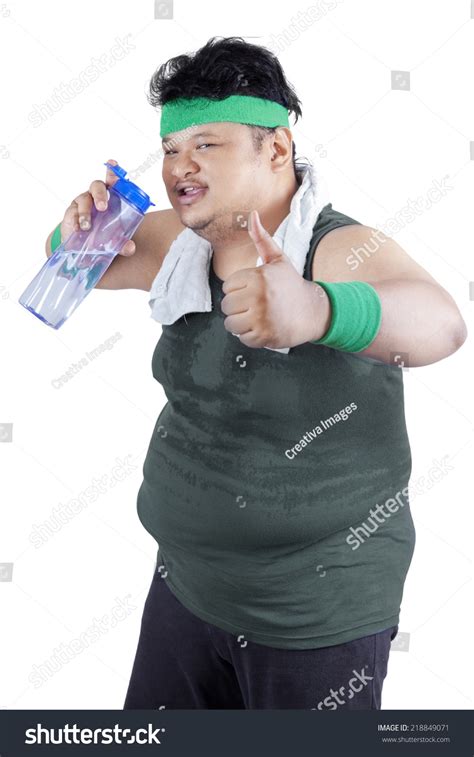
[{"left": 180, "top": 214, "right": 213, "bottom": 232}]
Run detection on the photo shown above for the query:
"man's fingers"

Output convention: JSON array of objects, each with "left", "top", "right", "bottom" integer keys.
[
  {"left": 105, "top": 158, "right": 120, "bottom": 188},
  {"left": 119, "top": 240, "right": 136, "bottom": 256},
  {"left": 72, "top": 192, "right": 94, "bottom": 230},
  {"left": 62, "top": 202, "right": 80, "bottom": 237},
  {"left": 55, "top": 159, "right": 120, "bottom": 244},
  {"left": 89, "top": 179, "right": 109, "bottom": 212}
]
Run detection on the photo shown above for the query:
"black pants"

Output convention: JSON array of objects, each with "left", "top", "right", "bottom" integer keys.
[{"left": 123, "top": 565, "right": 398, "bottom": 710}]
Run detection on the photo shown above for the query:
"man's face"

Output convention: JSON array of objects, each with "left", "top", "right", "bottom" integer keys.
[{"left": 161, "top": 121, "right": 268, "bottom": 242}]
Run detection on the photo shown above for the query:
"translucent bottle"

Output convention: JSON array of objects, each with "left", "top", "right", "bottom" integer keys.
[{"left": 18, "top": 162, "right": 155, "bottom": 329}]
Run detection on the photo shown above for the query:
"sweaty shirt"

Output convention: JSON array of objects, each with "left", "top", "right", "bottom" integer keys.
[{"left": 136, "top": 203, "right": 416, "bottom": 650}]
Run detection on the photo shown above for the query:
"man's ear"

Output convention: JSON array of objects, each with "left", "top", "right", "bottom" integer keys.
[{"left": 270, "top": 127, "right": 294, "bottom": 171}]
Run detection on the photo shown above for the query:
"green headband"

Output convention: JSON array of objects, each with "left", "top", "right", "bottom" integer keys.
[{"left": 160, "top": 95, "right": 290, "bottom": 138}]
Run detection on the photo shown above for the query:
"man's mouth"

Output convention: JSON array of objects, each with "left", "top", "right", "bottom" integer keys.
[{"left": 176, "top": 186, "right": 208, "bottom": 205}]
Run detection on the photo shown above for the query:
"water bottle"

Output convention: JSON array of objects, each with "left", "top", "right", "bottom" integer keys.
[{"left": 18, "top": 162, "right": 155, "bottom": 329}]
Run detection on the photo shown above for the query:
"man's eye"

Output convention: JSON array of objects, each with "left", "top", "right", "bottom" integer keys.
[{"left": 164, "top": 143, "right": 215, "bottom": 156}]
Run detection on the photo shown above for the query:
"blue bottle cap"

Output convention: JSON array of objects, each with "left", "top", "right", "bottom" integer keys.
[{"left": 104, "top": 162, "right": 156, "bottom": 214}]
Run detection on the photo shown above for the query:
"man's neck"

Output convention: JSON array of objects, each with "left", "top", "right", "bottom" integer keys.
[{"left": 211, "top": 171, "right": 301, "bottom": 281}]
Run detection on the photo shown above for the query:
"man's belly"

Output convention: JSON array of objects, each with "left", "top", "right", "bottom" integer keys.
[{"left": 136, "top": 402, "right": 413, "bottom": 565}]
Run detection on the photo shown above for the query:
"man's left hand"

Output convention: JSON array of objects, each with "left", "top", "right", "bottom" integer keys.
[{"left": 220, "top": 210, "right": 330, "bottom": 349}]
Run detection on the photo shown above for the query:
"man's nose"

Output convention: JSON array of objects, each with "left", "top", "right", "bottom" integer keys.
[{"left": 170, "top": 152, "right": 199, "bottom": 178}]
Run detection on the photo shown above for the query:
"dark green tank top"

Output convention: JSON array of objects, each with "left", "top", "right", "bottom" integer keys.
[{"left": 137, "top": 203, "right": 416, "bottom": 649}]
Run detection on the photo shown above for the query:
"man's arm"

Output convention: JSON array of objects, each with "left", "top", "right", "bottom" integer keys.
[
  {"left": 310, "top": 224, "right": 468, "bottom": 367},
  {"left": 45, "top": 208, "right": 185, "bottom": 292}
]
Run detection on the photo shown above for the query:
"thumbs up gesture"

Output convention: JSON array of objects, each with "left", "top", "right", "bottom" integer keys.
[{"left": 220, "top": 210, "right": 330, "bottom": 349}]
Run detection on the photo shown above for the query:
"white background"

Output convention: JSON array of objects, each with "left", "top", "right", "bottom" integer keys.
[{"left": 0, "top": 0, "right": 473, "bottom": 711}]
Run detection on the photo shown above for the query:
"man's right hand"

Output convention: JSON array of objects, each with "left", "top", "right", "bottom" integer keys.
[
  {"left": 45, "top": 161, "right": 185, "bottom": 291},
  {"left": 48, "top": 158, "right": 136, "bottom": 257}
]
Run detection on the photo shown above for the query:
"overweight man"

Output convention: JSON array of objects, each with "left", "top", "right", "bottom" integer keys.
[{"left": 46, "top": 36, "right": 467, "bottom": 710}]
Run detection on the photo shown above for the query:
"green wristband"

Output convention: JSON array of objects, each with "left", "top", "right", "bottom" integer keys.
[
  {"left": 311, "top": 280, "right": 382, "bottom": 352},
  {"left": 51, "top": 223, "right": 62, "bottom": 252}
]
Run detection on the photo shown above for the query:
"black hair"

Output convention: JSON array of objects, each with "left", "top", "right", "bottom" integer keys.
[{"left": 148, "top": 36, "right": 305, "bottom": 178}]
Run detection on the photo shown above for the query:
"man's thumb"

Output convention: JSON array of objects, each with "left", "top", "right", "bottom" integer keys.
[{"left": 248, "top": 210, "right": 283, "bottom": 264}]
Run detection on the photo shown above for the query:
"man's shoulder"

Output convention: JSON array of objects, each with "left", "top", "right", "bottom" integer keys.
[
  {"left": 139, "top": 206, "right": 186, "bottom": 263},
  {"left": 145, "top": 207, "right": 186, "bottom": 241},
  {"left": 309, "top": 203, "right": 364, "bottom": 281},
  {"left": 311, "top": 219, "right": 433, "bottom": 286},
  {"left": 310, "top": 220, "right": 383, "bottom": 282},
  {"left": 98, "top": 208, "right": 186, "bottom": 291}
]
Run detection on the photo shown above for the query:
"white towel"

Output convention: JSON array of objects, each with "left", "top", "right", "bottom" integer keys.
[{"left": 148, "top": 160, "right": 331, "bottom": 353}]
